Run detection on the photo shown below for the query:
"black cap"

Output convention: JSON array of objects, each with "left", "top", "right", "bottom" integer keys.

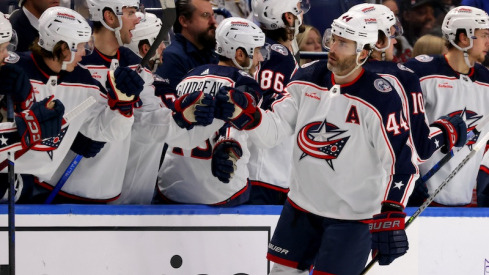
[{"left": 401, "top": 0, "right": 443, "bottom": 12}]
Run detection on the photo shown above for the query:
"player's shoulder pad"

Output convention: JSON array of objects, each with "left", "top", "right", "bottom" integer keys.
[
  {"left": 290, "top": 60, "right": 329, "bottom": 87},
  {"left": 474, "top": 62, "right": 489, "bottom": 84},
  {"left": 270, "top": 44, "right": 289, "bottom": 56},
  {"left": 118, "top": 46, "right": 142, "bottom": 67},
  {"left": 404, "top": 54, "right": 446, "bottom": 78},
  {"left": 356, "top": 70, "right": 403, "bottom": 112}
]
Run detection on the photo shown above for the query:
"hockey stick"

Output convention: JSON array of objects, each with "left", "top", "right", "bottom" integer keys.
[
  {"left": 415, "top": 115, "right": 489, "bottom": 190},
  {"left": 360, "top": 130, "right": 489, "bottom": 275},
  {"left": 6, "top": 95, "right": 15, "bottom": 275},
  {"left": 0, "top": 97, "right": 97, "bottom": 171},
  {"left": 44, "top": 154, "right": 83, "bottom": 204}
]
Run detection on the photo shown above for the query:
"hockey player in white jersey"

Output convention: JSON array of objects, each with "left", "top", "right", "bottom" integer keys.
[
  {"left": 71, "top": 0, "right": 220, "bottom": 204},
  {"left": 216, "top": 10, "right": 418, "bottom": 274},
  {"left": 246, "top": 0, "right": 310, "bottom": 205},
  {"left": 0, "top": 7, "right": 138, "bottom": 203},
  {"left": 154, "top": 17, "right": 266, "bottom": 206},
  {"left": 404, "top": 6, "right": 489, "bottom": 207},
  {"left": 347, "top": 4, "right": 467, "bottom": 206},
  {"left": 124, "top": 12, "right": 165, "bottom": 72}
]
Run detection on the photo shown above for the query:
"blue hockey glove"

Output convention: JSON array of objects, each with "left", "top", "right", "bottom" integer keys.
[
  {"left": 172, "top": 91, "right": 215, "bottom": 130},
  {"left": 70, "top": 132, "right": 106, "bottom": 158},
  {"left": 431, "top": 115, "right": 467, "bottom": 154},
  {"left": 0, "top": 64, "right": 35, "bottom": 112},
  {"left": 15, "top": 97, "right": 65, "bottom": 149},
  {"left": 215, "top": 86, "right": 261, "bottom": 130},
  {"left": 407, "top": 179, "right": 430, "bottom": 206},
  {"left": 106, "top": 67, "right": 144, "bottom": 116},
  {"left": 370, "top": 210, "right": 408, "bottom": 265},
  {"left": 211, "top": 138, "right": 243, "bottom": 183}
]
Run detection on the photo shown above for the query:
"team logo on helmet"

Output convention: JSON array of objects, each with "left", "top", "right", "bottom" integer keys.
[
  {"left": 374, "top": 79, "right": 392, "bottom": 93},
  {"left": 361, "top": 6, "right": 375, "bottom": 13},
  {"left": 297, "top": 119, "right": 350, "bottom": 170},
  {"left": 457, "top": 8, "right": 473, "bottom": 13},
  {"left": 415, "top": 54, "right": 433, "bottom": 62}
]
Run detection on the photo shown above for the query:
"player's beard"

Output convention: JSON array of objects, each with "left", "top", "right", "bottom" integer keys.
[
  {"left": 197, "top": 26, "right": 217, "bottom": 50},
  {"left": 327, "top": 52, "right": 357, "bottom": 76}
]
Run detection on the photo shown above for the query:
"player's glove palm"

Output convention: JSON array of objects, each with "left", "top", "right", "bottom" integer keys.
[
  {"left": 106, "top": 67, "right": 145, "bottom": 116},
  {"left": 0, "top": 64, "right": 35, "bottom": 112},
  {"left": 370, "top": 211, "right": 408, "bottom": 265},
  {"left": 15, "top": 97, "right": 65, "bottom": 149},
  {"left": 172, "top": 91, "right": 215, "bottom": 130},
  {"left": 431, "top": 115, "right": 467, "bottom": 154},
  {"left": 211, "top": 138, "right": 243, "bottom": 183},
  {"left": 215, "top": 87, "right": 261, "bottom": 130}
]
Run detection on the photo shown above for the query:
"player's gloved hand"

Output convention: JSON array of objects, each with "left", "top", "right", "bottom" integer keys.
[
  {"left": 407, "top": 179, "right": 430, "bottom": 206},
  {"left": 211, "top": 138, "right": 243, "bottom": 183},
  {"left": 70, "top": 132, "right": 106, "bottom": 158},
  {"left": 172, "top": 91, "right": 215, "bottom": 130},
  {"left": 431, "top": 115, "right": 467, "bottom": 154},
  {"left": 106, "top": 67, "right": 145, "bottom": 116},
  {"left": 0, "top": 64, "right": 35, "bottom": 112},
  {"left": 370, "top": 206, "right": 408, "bottom": 266},
  {"left": 15, "top": 97, "right": 65, "bottom": 149},
  {"left": 215, "top": 86, "right": 261, "bottom": 130}
]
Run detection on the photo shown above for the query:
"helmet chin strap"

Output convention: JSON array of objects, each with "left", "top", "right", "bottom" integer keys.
[
  {"left": 334, "top": 50, "right": 371, "bottom": 80},
  {"left": 450, "top": 39, "right": 474, "bottom": 68},
  {"left": 61, "top": 52, "right": 76, "bottom": 71},
  {"left": 100, "top": 15, "right": 125, "bottom": 46},
  {"left": 290, "top": 19, "right": 301, "bottom": 55},
  {"left": 232, "top": 56, "right": 252, "bottom": 72}
]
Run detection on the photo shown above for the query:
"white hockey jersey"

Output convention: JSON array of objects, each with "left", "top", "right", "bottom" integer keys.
[
  {"left": 157, "top": 64, "right": 262, "bottom": 205},
  {"left": 247, "top": 60, "right": 418, "bottom": 220},
  {"left": 0, "top": 52, "right": 133, "bottom": 184},
  {"left": 405, "top": 54, "right": 489, "bottom": 205}
]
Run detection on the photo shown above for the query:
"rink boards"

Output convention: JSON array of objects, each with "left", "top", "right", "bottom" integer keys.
[{"left": 0, "top": 205, "right": 486, "bottom": 275}]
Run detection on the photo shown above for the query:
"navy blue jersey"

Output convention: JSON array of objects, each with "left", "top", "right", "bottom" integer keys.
[
  {"left": 176, "top": 64, "right": 263, "bottom": 101},
  {"left": 364, "top": 60, "right": 443, "bottom": 162}
]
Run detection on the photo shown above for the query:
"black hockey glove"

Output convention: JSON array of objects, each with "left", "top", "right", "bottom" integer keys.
[
  {"left": 70, "top": 132, "right": 106, "bottom": 158},
  {"left": 211, "top": 138, "right": 243, "bottom": 183},
  {"left": 172, "top": 91, "right": 215, "bottom": 130},
  {"left": 15, "top": 97, "right": 65, "bottom": 149},
  {"left": 431, "top": 115, "right": 467, "bottom": 154},
  {"left": 370, "top": 203, "right": 408, "bottom": 266},
  {"left": 0, "top": 64, "right": 35, "bottom": 112},
  {"left": 215, "top": 86, "right": 261, "bottom": 130}
]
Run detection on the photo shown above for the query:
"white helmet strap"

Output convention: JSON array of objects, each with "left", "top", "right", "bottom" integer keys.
[
  {"left": 100, "top": 12, "right": 124, "bottom": 46},
  {"left": 61, "top": 51, "right": 76, "bottom": 71},
  {"left": 449, "top": 38, "right": 475, "bottom": 68}
]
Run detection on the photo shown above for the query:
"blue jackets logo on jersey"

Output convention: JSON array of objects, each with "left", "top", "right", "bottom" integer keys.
[
  {"left": 34, "top": 127, "right": 69, "bottom": 160},
  {"left": 297, "top": 119, "right": 350, "bottom": 170}
]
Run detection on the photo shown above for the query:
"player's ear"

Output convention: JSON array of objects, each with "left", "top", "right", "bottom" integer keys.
[
  {"left": 458, "top": 31, "right": 470, "bottom": 48},
  {"left": 235, "top": 48, "right": 246, "bottom": 63},
  {"left": 283, "top": 12, "right": 295, "bottom": 27},
  {"left": 141, "top": 44, "right": 150, "bottom": 56},
  {"left": 103, "top": 10, "right": 119, "bottom": 28}
]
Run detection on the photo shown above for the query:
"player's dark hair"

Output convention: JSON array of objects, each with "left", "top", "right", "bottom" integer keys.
[
  {"left": 218, "top": 47, "right": 248, "bottom": 62},
  {"left": 173, "top": 0, "right": 211, "bottom": 33},
  {"left": 445, "top": 29, "right": 466, "bottom": 50},
  {"left": 138, "top": 39, "right": 150, "bottom": 50},
  {"left": 377, "top": 30, "right": 387, "bottom": 47},
  {"left": 263, "top": 14, "right": 304, "bottom": 42},
  {"left": 29, "top": 38, "right": 68, "bottom": 65}
]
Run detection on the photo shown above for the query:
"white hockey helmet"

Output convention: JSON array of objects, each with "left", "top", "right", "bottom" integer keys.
[
  {"left": 329, "top": 10, "right": 378, "bottom": 53},
  {"left": 87, "top": 0, "right": 140, "bottom": 46},
  {"left": 124, "top": 12, "right": 162, "bottom": 56},
  {"left": 349, "top": 4, "right": 403, "bottom": 53},
  {"left": 442, "top": 6, "right": 489, "bottom": 47},
  {"left": 38, "top": 7, "right": 94, "bottom": 70},
  {"left": 251, "top": 0, "right": 310, "bottom": 30},
  {"left": 215, "top": 17, "right": 267, "bottom": 70},
  {"left": 0, "top": 12, "right": 17, "bottom": 51}
]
